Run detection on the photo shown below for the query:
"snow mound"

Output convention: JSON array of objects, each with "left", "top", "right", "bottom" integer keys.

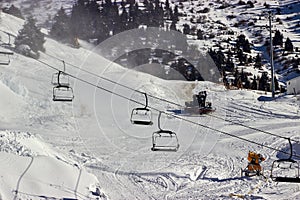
[
  {"left": 0, "top": 73, "right": 28, "bottom": 98},
  {"left": 0, "top": 130, "right": 106, "bottom": 200},
  {"left": 0, "top": 130, "right": 62, "bottom": 157}
]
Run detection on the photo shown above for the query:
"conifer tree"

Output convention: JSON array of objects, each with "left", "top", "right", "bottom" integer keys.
[
  {"left": 2, "top": 4, "right": 24, "bottom": 19},
  {"left": 173, "top": 5, "right": 179, "bottom": 22},
  {"left": 70, "top": 0, "right": 89, "bottom": 39},
  {"left": 273, "top": 30, "right": 283, "bottom": 46},
  {"left": 119, "top": 5, "right": 128, "bottom": 31},
  {"left": 284, "top": 37, "right": 293, "bottom": 52},
  {"left": 251, "top": 75, "right": 258, "bottom": 90},
  {"left": 183, "top": 24, "right": 190, "bottom": 35},
  {"left": 50, "top": 7, "right": 71, "bottom": 42},
  {"left": 258, "top": 72, "right": 268, "bottom": 91},
  {"left": 274, "top": 76, "right": 279, "bottom": 91},
  {"left": 153, "top": 2, "right": 164, "bottom": 27},
  {"left": 15, "top": 16, "right": 45, "bottom": 57},
  {"left": 254, "top": 53, "right": 262, "bottom": 69}
]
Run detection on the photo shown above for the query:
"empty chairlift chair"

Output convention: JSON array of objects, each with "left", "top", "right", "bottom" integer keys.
[
  {"left": 151, "top": 112, "right": 179, "bottom": 152},
  {"left": 53, "top": 71, "right": 74, "bottom": 102},
  {"left": 130, "top": 93, "right": 153, "bottom": 125},
  {"left": 0, "top": 51, "right": 13, "bottom": 65},
  {"left": 270, "top": 138, "right": 300, "bottom": 183}
]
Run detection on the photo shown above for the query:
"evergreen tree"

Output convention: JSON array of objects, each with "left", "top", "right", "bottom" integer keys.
[
  {"left": 243, "top": 39, "right": 251, "bottom": 53},
  {"left": 258, "top": 72, "right": 268, "bottom": 91},
  {"left": 247, "top": 1, "right": 254, "bottom": 8},
  {"left": 50, "top": 7, "right": 71, "bottom": 42},
  {"left": 197, "top": 29, "right": 204, "bottom": 39},
  {"left": 284, "top": 37, "right": 293, "bottom": 52},
  {"left": 172, "top": 5, "right": 179, "bottom": 22},
  {"left": 183, "top": 24, "right": 190, "bottom": 35},
  {"left": 274, "top": 76, "right": 279, "bottom": 91},
  {"left": 70, "top": 0, "right": 89, "bottom": 39},
  {"left": 153, "top": 2, "right": 164, "bottom": 27},
  {"left": 2, "top": 4, "right": 24, "bottom": 19},
  {"left": 254, "top": 53, "right": 262, "bottom": 69},
  {"left": 225, "top": 56, "right": 234, "bottom": 72},
  {"left": 130, "top": 3, "right": 142, "bottom": 28},
  {"left": 273, "top": 30, "right": 283, "bottom": 46},
  {"left": 165, "top": 0, "right": 170, "bottom": 10},
  {"left": 170, "top": 20, "right": 177, "bottom": 30},
  {"left": 251, "top": 75, "right": 258, "bottom": 90},
  {"left": 244, "top": 78, "right": 250, "bottom": 89},
  {"left": 236, "top": 34, "right": 251, "bottom": 53},
  {"left": 15, "top": 16, "right": 45, "bottom": 57},
  {"left": 119, "top": 5, "right": 128, "bottom": 31},
  {"left": 237, "top": 48, "right": 245, "bottom": 64}
]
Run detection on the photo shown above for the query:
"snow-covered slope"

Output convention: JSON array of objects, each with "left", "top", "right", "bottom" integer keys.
[
  {"left": 1, "top": 0, "right": 76, "bottom": 27},
  {"left": 0, "top": 131, "right": 102, "bottom": 200},
  {"left": 0, "top": 10, "right": 300, "bottom": 200}
]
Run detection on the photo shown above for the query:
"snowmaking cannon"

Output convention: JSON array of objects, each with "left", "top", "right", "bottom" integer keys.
[{"left": 241, "top": 151, "right": 266, "bottom": 178}]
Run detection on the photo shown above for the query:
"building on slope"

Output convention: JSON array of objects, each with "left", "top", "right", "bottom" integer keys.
[{"left": 287, "top": 76, "right": 300, "bottom": 95}]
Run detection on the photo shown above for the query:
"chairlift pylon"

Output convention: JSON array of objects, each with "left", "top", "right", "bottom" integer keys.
[
  {"left": 52, "top": 71, "right": 74, "bottom": 102},
  {"left": 270, "top": 138, "right": 300, "bottom": 183},
  {"left": 151, "top": 112, "right": 179, "bottom": 152},
  {"left": 130, "top": 92, "right": 153, "bottom": 125}
]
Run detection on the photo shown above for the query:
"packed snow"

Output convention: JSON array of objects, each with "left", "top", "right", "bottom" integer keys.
[{"left": 0, "top": 3, "right": 300, "bottom": 200}]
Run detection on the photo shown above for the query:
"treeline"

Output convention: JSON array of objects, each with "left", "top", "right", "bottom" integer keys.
[
  {"left": 49, "top": 0, "right": 180, "bottom": 45},
  {"left": 208, "top": 32, "right": 295, "bottom": 92}
]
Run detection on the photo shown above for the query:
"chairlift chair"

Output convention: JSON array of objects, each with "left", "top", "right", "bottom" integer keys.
[
  {"left": 0, "top": 51, "right": 13, "bottom": 65},
  {"left": 52, "top": 70, "right": 74, "bottom": 102},
  {"left": 0, "top": 31, "right": 14, "bottom": 47},
  {"left": 53, "top": 85, "right": 74, "bottom": 102},
  {"left": 151, "top": 112, "right": 179, "bottom": 152},
  {"left": 130, "top": 93, "right": 153, "bottom": 125},
  {"left": 270, "top": 138, "right": 300, "bottom": 183}
]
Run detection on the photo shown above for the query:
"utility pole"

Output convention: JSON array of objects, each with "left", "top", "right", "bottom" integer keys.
[{"left": 269, "top": 11, "right": 275, "bottom": 98}]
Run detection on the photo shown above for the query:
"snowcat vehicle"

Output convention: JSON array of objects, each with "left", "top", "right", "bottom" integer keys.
[{"left": 167, "top": 91, "right": 215, "bottom": 115}]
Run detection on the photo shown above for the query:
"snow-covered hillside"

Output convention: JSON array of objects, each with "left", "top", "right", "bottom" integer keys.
[
  {"left": 0, "top": 8, "right": 300, "bottom": 200},
  {"left": 1, "top": 0, "right": 76, "bottom": 27}
]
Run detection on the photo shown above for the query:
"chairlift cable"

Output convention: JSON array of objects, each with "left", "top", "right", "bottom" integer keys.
[
  {"left": 35, "top": 58, "right": 300, "bottom": 160},
  {"left": 46, "top": 49, "right": 300, "bottom": 142},
  {"left": 43, "top": 53, "right": 299, "bottom": 143},
  {"left": 207, "top": 113, "right": 299, "bottom": 143},
  {"left": 43, "top": 52, "right": 183, "bottom": 107},
  {"left": 165, "top": 111, "right": 300, "bottom": 160},
  {"left": 37, "top": 59, "right": 150, "bottom": 108}
]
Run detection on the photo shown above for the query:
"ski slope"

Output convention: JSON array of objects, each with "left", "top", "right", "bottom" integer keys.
[{"left": 0, "top": 11, "right": 300, "bottom": 200}]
